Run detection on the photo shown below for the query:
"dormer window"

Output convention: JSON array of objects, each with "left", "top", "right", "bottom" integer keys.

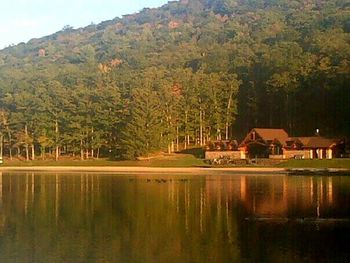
[{"left": 251, "top": 131, "right": 256, "bottom": 141}]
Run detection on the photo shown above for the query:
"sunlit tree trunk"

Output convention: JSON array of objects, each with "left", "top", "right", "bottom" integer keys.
[
  {"left": 176, "top": 125, "right": 179, "bottom": 152},
  {"left": 31, "top": 145, "right": 35, "bottom": 161},
  {"left": 41, "top": 146, "right": 45, "bottom": 160},
  {"left": 24, "top": 124, "right": 29, "bottom": 161},
  {"left": 8, "top": 131, "right": 12, "bottom": 160},
  {"left": 91, "top": 127, "right": 94, "bottom": 158},
  {"left": 184, "top": 111, "right": 188, "bottom": 149},
  {"left": 55, "top": 120, "right": 59, "bottom": 161},
  {"left": 225, "top": 90, "right": 234, "bottom": 140},
  {"left": 200, "top": 108, "right": 203, "bottom": 146},
  {"left": 16, "top": 146, "right": 20, "bottom": 158},
  {"left": 80, "top": 139, "right": 84, "bottom": 160},
  {"left": 286, "top": 93, "right": 293, "bottom": 133}
]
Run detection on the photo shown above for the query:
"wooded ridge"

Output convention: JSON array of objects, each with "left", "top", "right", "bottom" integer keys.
[{"left": 0, "top": 0, "right": 349, "bottom": 160}]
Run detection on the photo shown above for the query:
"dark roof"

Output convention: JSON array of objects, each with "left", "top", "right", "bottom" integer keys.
[
  {"left": 241, "top": 128, "right": 338, "bottom": 149},
  {"left": 240, "top": 128, "right": 289, "bottom": 147},
  {"left": 254, "top": 128, "right": 289, "bottom": 144},
  {"left": 289, "top": 137, "right": 336, "bottom": 148}
]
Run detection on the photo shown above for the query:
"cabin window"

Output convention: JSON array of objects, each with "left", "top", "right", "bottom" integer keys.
[{"left": 251, "top": 131, "right": 256, "bottom": 141}]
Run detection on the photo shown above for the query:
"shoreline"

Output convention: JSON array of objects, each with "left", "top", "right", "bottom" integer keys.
[
  {"left": 0, "top": 166, "right": 349, "bottom": 175},
  {"left": 0, "top": 166, "right": 288, "bottom": 174}
]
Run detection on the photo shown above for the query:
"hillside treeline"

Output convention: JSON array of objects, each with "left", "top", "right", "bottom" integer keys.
[{"left": 0, "top": 0, "right": 349, "bottom": 160}]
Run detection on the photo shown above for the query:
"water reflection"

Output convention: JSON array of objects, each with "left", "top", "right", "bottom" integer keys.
[
  {"left": 0, "top": 172, "right": 349, "bottom": 263},
  {"left": 239, "top": 176, "right": 343, "bottom": 219}
]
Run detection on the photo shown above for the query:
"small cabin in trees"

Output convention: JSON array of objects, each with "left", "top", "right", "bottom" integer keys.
[{"left": 239, "top": 128, "right": 289, "bottom": 159}]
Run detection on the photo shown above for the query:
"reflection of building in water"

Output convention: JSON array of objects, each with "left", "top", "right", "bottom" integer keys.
[
  {"left": 200, "top": 175, "right": 340, "bottom": 220},
  {"left": 0, "top": 173, "right": 348, "bottom": 263},
  {"left": 0, "top": 173, "right": 342, "bottom": 223},
  {"left": 238, "top": 176, "right": 288, "bottom": 216},
  {"left": 238, "top": 175, "right": 336, "bottom": 218}
]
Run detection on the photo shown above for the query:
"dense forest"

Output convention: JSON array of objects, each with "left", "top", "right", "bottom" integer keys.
[{"left": 0, "top": 0, "right": 349, "bottom": 160}]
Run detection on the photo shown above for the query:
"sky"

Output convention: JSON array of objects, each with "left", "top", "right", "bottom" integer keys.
[{"left": 0, "top": 0, "right": 171, "bottom": 49}]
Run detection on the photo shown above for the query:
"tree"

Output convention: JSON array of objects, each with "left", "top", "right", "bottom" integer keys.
[{"left": 120, "top": 85, "right": 162, "bottom": 159}]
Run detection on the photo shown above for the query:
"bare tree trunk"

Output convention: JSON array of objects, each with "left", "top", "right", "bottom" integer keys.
[
  {"left": 200, "top": 109, "right": 203, "bottom": 146},
  {"left": 184, "top": 111, "right": 188, "bottom": 150},
  {"left": 168, "top": 144, "right": 171, "bottom": 154},
  {"left": 8, "top": 130, "right": 12, "bottom": 160},
  {"left": 166, "top": 112, "right": 172, "bottom": 154},
  {"left": 176, "top": 125, "right": 179, "bottom": 152},
  {"left": 0, "top": 134, "right": 3, "bottom": 161},
  {"left": 31, "top": 145, "right": 35, "bottom": 161},
  {"left": 24, "top": 125, "right": 29, "bottom": 161},
  {"left": 91, "top": 127, "right": 94, "bottom": 158},
  {"left": 97, "top": 148, "right": 100, "bottom": 159},
  {"left": 25, "top": 146, "right": 29, "bottom": 161},
  {"left": 225, "top": 89, "right": 234, "bottom": 141},
  {"left": 41, "top": 147, "right": 45, "bottom": 160},
  {"left": 17, "top": 147, "right": 20, "bottom": 158},
  {"left": 286, "top": 93, "right": 292, "bottom": 133},
  {"left": 80, "top": 139, "right": 84, "bottom": 160},
  {"left": 55, "top": 120, "right": 59, "bottom": 161}
]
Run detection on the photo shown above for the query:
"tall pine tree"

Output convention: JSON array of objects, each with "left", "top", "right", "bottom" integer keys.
[{"left": 120, "top": 86, "right": 162, "bottom": 159}]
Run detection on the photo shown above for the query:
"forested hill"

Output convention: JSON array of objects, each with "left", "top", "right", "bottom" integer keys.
[{"left": 0, "top": 0, "right": 349, "bottom": 160}]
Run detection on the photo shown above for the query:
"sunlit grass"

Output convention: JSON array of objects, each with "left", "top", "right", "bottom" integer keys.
[
  {"left": 1, "top": 154, "right": 207, "bottom": 167},
  {"left": 277, "top": 159, "right": 350, "bottom": 169},
  {"left": 2, "top": 155, "right": 350, "bottom": 169}
]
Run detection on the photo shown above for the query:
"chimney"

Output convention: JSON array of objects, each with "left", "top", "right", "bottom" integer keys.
[{"left": 315, "top": 129, "right": 320, "bottom": 136}]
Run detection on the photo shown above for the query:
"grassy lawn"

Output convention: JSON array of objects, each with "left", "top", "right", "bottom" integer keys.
[
  {"left": 1, "top": 154, "right": 208, "bottom": 168},
  {"left": 2, "top": 154, "right": 350, "bottom": 169},
  {"left": 277, "top": 159, "right": 350, "bottom": 169}
]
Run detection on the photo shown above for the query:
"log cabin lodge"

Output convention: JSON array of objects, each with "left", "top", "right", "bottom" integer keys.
[{"left": 205, "top": 128, "right": 344, "bottom": 160}]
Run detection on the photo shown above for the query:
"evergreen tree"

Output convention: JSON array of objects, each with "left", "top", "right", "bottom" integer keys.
[{"left": 120, "top": 86, "right": 162, "bottom": 159}]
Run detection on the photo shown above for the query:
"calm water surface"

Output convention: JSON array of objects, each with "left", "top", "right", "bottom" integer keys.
[{"left": 0, "top": 172, "right": 349, "bottom": 263}]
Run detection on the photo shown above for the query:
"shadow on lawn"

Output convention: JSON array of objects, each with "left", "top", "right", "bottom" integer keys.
[{"left": 179, "top": 148, "right": 205, "bottom": 159}]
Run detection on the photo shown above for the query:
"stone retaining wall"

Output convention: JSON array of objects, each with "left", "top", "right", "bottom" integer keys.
[
  {"left": 205, "top": 151, "right": 243, "bottom": 160},
  {"left": 283, "top": 150, "right": 311, "bottom": 159}
]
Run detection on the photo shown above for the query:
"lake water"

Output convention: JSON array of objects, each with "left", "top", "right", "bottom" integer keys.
[{"left": 0, "top": 172, "right": 349, "bottom": 263}]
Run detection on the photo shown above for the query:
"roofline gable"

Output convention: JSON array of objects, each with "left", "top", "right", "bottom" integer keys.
[{"left": 239, "top": 128, "right": 289, "bottom": 147}]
